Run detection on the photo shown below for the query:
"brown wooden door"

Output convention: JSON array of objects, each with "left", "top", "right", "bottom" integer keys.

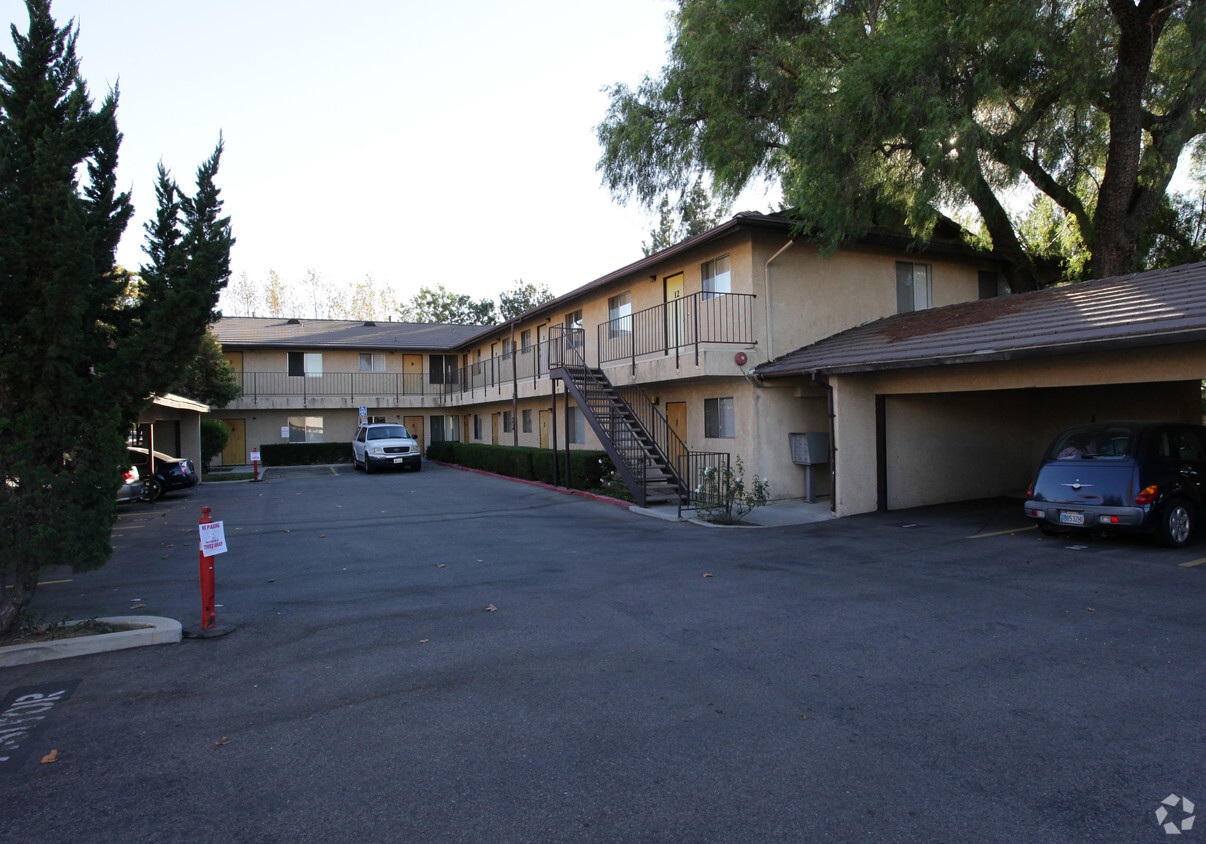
[
  {"left": 666, "top": 402, "right": 687, "bottom": 446},
  {"left": 220, "top": 419, "right": 246, "bottom": 466},
  {"left": 403, "top": 416, "right": 424, "bottom": 453},
  {"left": 403, "top": 355, "right": 423, "bottom": 394},
  {"left": 539, "top": 410, "right": 550, "bottom": 449}
]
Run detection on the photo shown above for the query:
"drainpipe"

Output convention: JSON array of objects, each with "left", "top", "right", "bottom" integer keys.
[
  {"left": 811, "top": 369, "right": 836, "bottom": 515},
  {"left": 764, "top": 238, "right": 795, "bottom": 362}
]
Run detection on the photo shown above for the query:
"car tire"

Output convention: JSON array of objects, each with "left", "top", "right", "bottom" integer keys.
[
  {"left": 139, "top": 476, "right": 163, "bottom": 503},
  {"left": 364, "top": 458, "right": 374, "bottom": 475},
  {"left": 1156, "top": 497, "right": 1194, "bottom": 548}
]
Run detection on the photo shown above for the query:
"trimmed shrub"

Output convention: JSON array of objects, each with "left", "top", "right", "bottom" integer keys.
[
  {"left": 259, "top": 442, "right": 353, "bottom": 466},
  {"left": 424, "top": 442, "right": 610, "bottom": 491}
]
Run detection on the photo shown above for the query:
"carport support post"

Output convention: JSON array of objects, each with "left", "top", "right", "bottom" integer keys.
[{"left": 198, "top": 508, "right": 216, "bottom": 630}]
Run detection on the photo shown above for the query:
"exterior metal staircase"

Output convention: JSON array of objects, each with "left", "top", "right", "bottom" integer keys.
[{"left": 550, "top": 329, "right": 726, "bottom": 509}]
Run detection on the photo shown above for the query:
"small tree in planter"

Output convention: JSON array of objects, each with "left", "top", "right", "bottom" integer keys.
[{"left": 694, "top": 456, "right": 770, "bottom": 524}]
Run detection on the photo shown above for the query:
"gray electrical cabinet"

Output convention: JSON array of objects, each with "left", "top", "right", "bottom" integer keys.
[{"left": 789, "top": 432, "right": 830, "bottom": 502}]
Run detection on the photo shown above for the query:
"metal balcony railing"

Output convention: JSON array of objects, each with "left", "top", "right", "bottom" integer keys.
[{"left": 597, "top": 291, "right": 756, "bottom": 369}]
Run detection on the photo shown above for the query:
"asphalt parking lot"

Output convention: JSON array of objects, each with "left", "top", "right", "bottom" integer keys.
[{"left": 2, "top": 461, "right": 1205, "bottom": 843}]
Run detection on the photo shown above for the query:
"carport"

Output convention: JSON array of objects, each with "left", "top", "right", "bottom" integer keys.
[{"left": 754, "top": 262, "right": 1206, "bottom": 517}]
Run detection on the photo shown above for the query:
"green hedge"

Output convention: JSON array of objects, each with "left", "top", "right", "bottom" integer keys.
[
  {"left": 260, "top": 442, "right": 353, "bottom": 466},
  {"left": 426, "top": 442, "right": 611, "bottom": 491}
]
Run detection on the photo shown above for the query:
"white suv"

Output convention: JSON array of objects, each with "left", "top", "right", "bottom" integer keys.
[{"left": 352, "top": 423, "right": 422, "bottom": 473}]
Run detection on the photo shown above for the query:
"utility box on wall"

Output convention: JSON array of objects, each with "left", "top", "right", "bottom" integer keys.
[
  {"left": 789, "top": 432, "right": 830, "bottom": 502},
  {"left": 789, "top": 432, "right": 829, "bottom": 466}
]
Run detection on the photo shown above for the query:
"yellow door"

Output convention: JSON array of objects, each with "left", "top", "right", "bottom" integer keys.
[
  {"left": 664, "top": 272, "right": 685, "bottom": 348},
  {"left": 491, "top": 414, "right": 499, "bottom": 445},
  {"left": 403, "top": 355, "right": 423, "bottom": 394},
  {"left": 539, "top": 410, "right": 550, "bottom": 449},
  {"left": 404, "top": 416, "right": 424, "bottom": 453},
  {"left": 220, "top": 419, "right": 246, "bottom": 466},
  {"left": 666, "top": 402, "right": 687, "bottom": 444}
]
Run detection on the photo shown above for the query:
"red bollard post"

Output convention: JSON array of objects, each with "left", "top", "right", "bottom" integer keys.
[
  {"left": 252, "top": 457, "right": 260, "bottom": 482},
  {"left": 198, "top": 507, "right": 216, "bottom": 630}
]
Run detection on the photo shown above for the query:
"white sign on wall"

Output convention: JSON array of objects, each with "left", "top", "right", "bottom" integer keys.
[
  {"left": 281, "top": 426, "right": 290, "bottom": 439},
  {"left": 199, "top": 521, "right": 228, "bottom": 556}
]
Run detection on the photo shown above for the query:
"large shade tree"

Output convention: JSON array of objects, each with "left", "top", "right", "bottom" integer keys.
[
  {"left": 598, "top": 0, "right": 1206, "bottom": 290},
  {"left": 0, "top": 0, "right": 233, "bottom": 635}
]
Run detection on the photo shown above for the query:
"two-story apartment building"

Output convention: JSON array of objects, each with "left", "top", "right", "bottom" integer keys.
[{"left": 213, "top": 211, "right": 1020, "bottom": 512}]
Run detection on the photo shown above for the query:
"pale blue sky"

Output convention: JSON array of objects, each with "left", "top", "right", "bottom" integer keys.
[{"left": 2, "top": 0, "right": 779, "bottom": 311}]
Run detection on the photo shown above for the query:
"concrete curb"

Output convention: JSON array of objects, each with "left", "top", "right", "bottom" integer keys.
[{"left": 0, "top": 616, "right": 182, "bottom": 667}]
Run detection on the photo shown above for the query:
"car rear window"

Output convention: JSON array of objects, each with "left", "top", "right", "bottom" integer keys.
[
  {"left": 1048, "top": 425, "right": 1136, "bottom": 460},
  {"left": 367, "top": 426, "right": 409, "bottom": 440}
]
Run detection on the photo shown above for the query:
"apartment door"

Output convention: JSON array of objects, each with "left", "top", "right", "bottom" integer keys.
[
  {"left": 403, "top": 354, "right": 422, "bottom": 394},
  {"left": 403, "top": 416, "right": 424, "bottom": 452},
  {"left": 539, "top": 410, "right": 550, "bottom": 449},
  {"left": 220, "top": 419, "right": 246, "bottom": 466},
  {"left": 491, "top": 413, "right": 499, "bottom": 445},
  {"left": 666, "top": 402, "right": 687, "bottom": 445},
  {"left": 664, "top": 272, "right": 685, "bottom": 349}
]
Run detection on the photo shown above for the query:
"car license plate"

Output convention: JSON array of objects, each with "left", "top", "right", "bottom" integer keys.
[
  {"left": 392, "top": 457, "right": 404, "bottom": 463},
  {"left": 1059, "top": 510, "right": 1085, "bottom": 526}
]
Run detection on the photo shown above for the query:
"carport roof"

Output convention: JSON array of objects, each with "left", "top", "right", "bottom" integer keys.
[
  {"left": 754, "top": 261, "right": 1206, "bottom": 377},
  {"left": 213, "top": 317, "right": 485, "bottom": 351}
]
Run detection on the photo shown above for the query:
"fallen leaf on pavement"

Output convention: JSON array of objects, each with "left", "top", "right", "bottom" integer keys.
[
  {"left": 703, "top": 573, "right": 714, "bottom": 578},
  {"left": 420, "top": 639, "right": 430, "bottom": 644},
  {"left": 436, "top": 564, "right": 446, "bottom": 568},
  {"left": 485, "top": 604, "right": 497, "bottom": 612},
  {"left": 213, "top": 737, "right": 230, "bottom": 748},
  {"left": 1086, "top": 607, "right": 1096, "bottom": 612},
  {"left": 40, "top": 749, "right": 58, "bottom": 764},
  {"left": 130, "top": 604, "right": 146, "bottom": 609}
]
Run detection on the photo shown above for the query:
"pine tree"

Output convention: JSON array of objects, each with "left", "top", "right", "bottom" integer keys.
[{"left": 0, "top": 1, "right": 233, "bottom": 636}]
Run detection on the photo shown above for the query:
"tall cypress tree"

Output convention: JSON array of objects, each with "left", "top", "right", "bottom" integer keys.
[{"left": 0, "top": 0, "right": 233, "bottom": 636}]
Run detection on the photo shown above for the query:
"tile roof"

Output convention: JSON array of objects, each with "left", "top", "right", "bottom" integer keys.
[
  {"left": 754, "top": 261, "right": 1206, "bottom": 378},
  {"left": 213, "top": 317, "right": 486, "bottom": 351}
]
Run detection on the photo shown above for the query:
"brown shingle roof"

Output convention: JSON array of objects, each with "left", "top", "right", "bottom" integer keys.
[
  {"left": 213, "top": 317, "right": 486, "bottom": 351},
  {"left": 754, "top": 261, "right": 1206, "bottom": 377}
]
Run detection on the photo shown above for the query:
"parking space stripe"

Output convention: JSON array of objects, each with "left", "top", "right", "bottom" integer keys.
[
  {"left": 1179, "top": 558, "right": 1206, "bottom": 568},
  {"left": 967, "top": 525, "right": 1038, "bottom": 539},
  {"left": 4, "top": 578, "right": 71, "bottom": 589}
]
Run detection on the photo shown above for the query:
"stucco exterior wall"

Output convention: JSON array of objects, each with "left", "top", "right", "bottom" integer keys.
[{"left": 756, "top": 240, "right": 1000, "bottom": 364}]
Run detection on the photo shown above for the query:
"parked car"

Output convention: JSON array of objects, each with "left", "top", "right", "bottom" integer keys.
[
  {"left": 1024, "top": 421, "right": 1206, "bottom": 547},
  {"left": 116, "top": 465, "right": 144, "bottom": 504},
  {"left": 352, "top": 423, "right": 422, "bottom": 473},
  {"left": 127, "top": 447, "right": 199, "bottom": 502}
]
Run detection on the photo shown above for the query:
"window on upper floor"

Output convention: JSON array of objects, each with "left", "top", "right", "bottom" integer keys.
[
  {"left": 429, "top": 354, "right": 458, "bottom": 384},
  {"left": 896, "top": 262, "right": 932, "bottom": 313},
  {"left": 565, "top": 309, "right": 583, "bottom": 330},
  {"left": 288, "top": 352, "right": 323, "bottom": 378},
  {"left": 359, "top": 353, "right": 384, "bottom": 372},
  {"left": 502, "top": 338, "right": 513, "bottom": 360},
  {"left": 704, "top": 397, "right": 735, "bottom": 439},
  {"left": 702, "top": 254, "right": 731, "bottom": 300},
  {"left": 979, "top": 270, "right": 1001, "bottom": 300},
  {"left": 608, "top": 291, "right": 632, "bottom": 338},
  {"left": 520, "top": 329, "right": 531, "bottom": 349}
]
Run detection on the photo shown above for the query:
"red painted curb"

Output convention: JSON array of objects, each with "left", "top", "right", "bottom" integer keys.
[{"left": 431, "top": 461, "right": 633, "bottom": 509}]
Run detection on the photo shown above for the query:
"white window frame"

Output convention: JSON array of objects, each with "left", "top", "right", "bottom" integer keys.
[
  {"left": 608, "top": 291, "right": 632, "bottom": 338},
  {"left": 702, "top": 254, "right": 731, "bottom": 300},
  {"left": 704, "top": 397, "right": 735, "bottom": 439},
  {"left": 359, "top": 353, "right": 385, "bottom": 372},
  {"left": 896, "top": 262, "right": 932, "bottom": 313},
  {"left": 287, "top": 416, "right": 324, "bottom": 443}
]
